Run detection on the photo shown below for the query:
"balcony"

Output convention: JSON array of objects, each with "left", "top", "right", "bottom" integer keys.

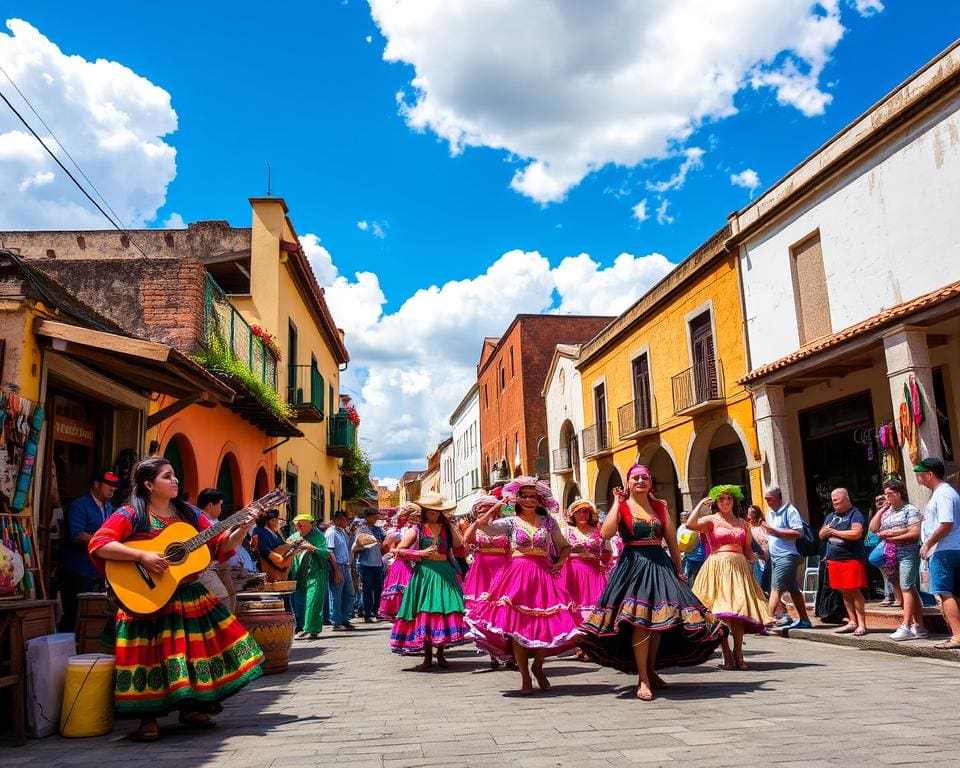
[
  {"left": 534, "top": 456, "right": 549, "bottom": 480},
  {"left": 581, "top": 422, "right": 612, "bottom": 458},
  {"left": 551, "top": 446, "right": 573, "bottom": 474},
  {"left": 287, "top": 364, "right": 325, "bottom": 423},
  {"left": 327, "top": 411, "right": 357, "bottom": 458},
  {"left": 618, "top": 396, "right": 658, "bottom": 439},
  {"left": 671, "top": 359, "right": 725, "bottom": 416},
  {"left": 203, "top": 274, "right": 278, "bottom": 389}
]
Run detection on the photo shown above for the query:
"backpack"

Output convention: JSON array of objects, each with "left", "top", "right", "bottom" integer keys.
[{"left": 796, "top": 518, "right": 819, "bottom": 556}]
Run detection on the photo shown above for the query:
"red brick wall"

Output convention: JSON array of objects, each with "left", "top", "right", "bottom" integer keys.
[
  {"left": 140, "top": 260, "right": 206, "bottom": 352},
  {"left": 479, "top": 315, "right": 612, "bottom": 481}
]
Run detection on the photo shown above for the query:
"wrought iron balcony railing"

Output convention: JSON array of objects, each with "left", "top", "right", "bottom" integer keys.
[
  {"left": 287, "top": 363, "right": 325, "bottom": 422},
  {"left": 551, "top": 446, "right": 573, "bottom": 473},
  {"left": 671, "top": 359, "right": 724, "bottom": 415},
  {"left": 617, "top": 396, "right": 657, "bottom": 437},
  {"left": 581, "top": 422, "right": 612, "bottom": 457}
]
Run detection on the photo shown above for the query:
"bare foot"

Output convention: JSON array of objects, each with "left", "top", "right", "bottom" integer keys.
[
  {"left": 519, "top": 679, "right": 535, "bottom": 695},
  {"left": 531, "top": 665, "right": 551, "bottom": 690},
  {"left": 735, "top": 655, "right": 749, "bottom": 670},
  {"left": 636, "top": 682, "right": 655, "bottom": 701}
]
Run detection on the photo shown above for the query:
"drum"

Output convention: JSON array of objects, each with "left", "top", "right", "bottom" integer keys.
[
  {"left": 75, "top": 593, "right": 116, "bottom": 654},
  {"left": 236, "top": 593, "right": 295, "bottom": 674}
]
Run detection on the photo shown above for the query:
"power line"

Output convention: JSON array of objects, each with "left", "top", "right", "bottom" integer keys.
[
  {"left": 0, "top": 62, "right": 131, "bottom": 236},
  {"left": 0, "top": 76, "right": 150, "bottom": 258}
]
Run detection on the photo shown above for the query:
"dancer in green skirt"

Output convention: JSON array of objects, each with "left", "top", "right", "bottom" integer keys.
[{"left": 390, "top": 493, "right": 470, "bottom": 669}]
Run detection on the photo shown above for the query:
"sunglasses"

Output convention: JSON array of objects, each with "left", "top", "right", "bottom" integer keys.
[
  {"left": 518, "top": 494, "right": 539, "bottom": 500},
  {"left": 631, "top": 475, "right": 652, "bottom": 482}
]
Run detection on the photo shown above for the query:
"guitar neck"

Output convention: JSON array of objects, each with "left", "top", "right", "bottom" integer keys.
[{"left": 186, "top": 508, "right": 251, "bottom": 553}]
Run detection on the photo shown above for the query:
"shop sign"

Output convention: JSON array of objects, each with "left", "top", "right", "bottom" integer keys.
[{"left": 54, "top": 416, "right": 95, "bottom": 446}]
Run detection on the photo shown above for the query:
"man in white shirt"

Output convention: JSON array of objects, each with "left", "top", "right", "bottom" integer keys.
[
  {"left": 762, "top": 486, "right": 812, "bottom": 630},
  {"left": 914, "top": 457, "right": 960, "bottom": 649}
]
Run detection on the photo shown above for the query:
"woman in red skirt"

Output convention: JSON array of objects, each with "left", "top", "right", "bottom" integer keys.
[{"left": 819, "top": 488, "right": 869, "bottom": 636}]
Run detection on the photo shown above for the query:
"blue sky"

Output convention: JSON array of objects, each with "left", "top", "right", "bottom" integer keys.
[{"left": 2, "top": 2, "right": 958, "bottom": 482}]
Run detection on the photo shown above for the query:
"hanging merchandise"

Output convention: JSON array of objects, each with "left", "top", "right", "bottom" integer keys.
[
  {"left": 12, "top": 405, "right": 45, "bottom": 511},
  {"left": 878, "top": 421, "right": 901, "bottom": 479}
]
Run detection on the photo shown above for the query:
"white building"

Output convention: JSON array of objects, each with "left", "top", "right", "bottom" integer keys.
[
  {"left": 438, "top": 436, "right": 455, "bottom": 505},
  {"left": 542, "top": 343, "right": 589, "bottom": 510},
  {"left": 449, "top": 383, "right": 482, "bottom": 517},
  {"left": 730, "top": 40, "right": 960, "bottom": 521}
]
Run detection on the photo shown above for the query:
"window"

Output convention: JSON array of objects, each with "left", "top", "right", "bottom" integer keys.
[
  {"left": 594, "top": 383, "right": 608, "bottom": 449},
  {"left": 311, "top": 354, "right": 324, "bottom": 414},
  {"left": 790, "top": 231, "right": 833, "bottom": 344},
  {"left": 484, "top": 383, "right": 489, "bottom": 408},
  {"left": 631, "top": 353, "right": 652, "bottom": 430},
  {"left": 689, "top": 311, "right": 718, "bottom": 402},
  {"left": 286, "top": 320, "right": 298, "bottom": 404},
  {"left": 329, "top": 384, "right": 335, "bottom": 416},
  {"left": 498, "top": 361, "right": 505, "bottom": 391},
  {"left": 311, "top": 481, "right": 325, "bottom": 521},
  {"left": 510, "top": 346, "right": 515, "bottom": 378},
  {"left": 286, "top": 469, "right": 299, "bottom": 520},
  {"left": 330, "top": 487, "right": 336, "bottom": 515}
]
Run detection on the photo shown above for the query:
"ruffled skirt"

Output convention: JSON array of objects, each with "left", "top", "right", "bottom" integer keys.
[
  {"left": 113, "top": 582, "right": 263, "bottom": 718},
  {"left": 578, "top": 545, "right": 726, "bottom": 672},
  {"left": 560, "top": 556, "right": 608, "bottom": 620},
  {"left": 692, "top": 552, "right": 772, "bottom": 632},
  {"left": 379, "top": 558, "right": 414, "bottom": 620},
  {"left": 462, "top": 550, "right": 509, "bottom": 613},
  {"left": 466, "top": 555, "right": 582, "bottom": 661},
  {"left": 390, "top": 559, "right": 469, "bottom": 654}
]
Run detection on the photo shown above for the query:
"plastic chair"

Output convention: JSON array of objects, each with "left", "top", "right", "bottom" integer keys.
[{"left": 801, "top": 555, "right": 820, "bottom": 605}]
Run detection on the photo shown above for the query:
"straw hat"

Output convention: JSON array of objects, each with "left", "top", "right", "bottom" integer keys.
[{"left": 415, "top": 492, "right": 456, "bottom": 512}]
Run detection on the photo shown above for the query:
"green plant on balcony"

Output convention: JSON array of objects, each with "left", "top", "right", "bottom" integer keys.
[
  {"left": 195, "top": 332, "right": 293, "bottom": 421},
  {"left": 341, "top": 444, "right": 372, "bottom": 502}
]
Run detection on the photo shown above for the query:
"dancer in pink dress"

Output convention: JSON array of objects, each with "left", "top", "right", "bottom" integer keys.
[
  {"left": 379, "top": 504, "right": 421, "bottom": 620},
  {"left": 462, "top": 495, "right": 511, "bottom": 669},
  {"left": 560, "top": 499, "right": 611, "bottom": 621},
  {"left": 467, "top": 477, "right": 581, "bottom": 695}
]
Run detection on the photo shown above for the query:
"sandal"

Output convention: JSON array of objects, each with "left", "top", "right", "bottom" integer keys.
[
  {"left": 132, "top": 720, "right": 159, "bottom": 742},
  {"left": 179, "top": 711, "right": 217, "bottom": 729},
  {"left": 636, "top": 684, "right": 655, "bottom": 702},
  {"left": 932, "top": 639, "right": 960, "bottom": 650},
  {"left": 852, "top": 627, "right": 868, "bottom": 637}
]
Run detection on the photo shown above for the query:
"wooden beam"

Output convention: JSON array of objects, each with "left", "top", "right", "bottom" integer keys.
[
  {"left": 60, "top": 345, "right": 196, "bottom": 397},
  {"left": 146, "top": 395, "right": 204, "bottom": 428},
  {"left": 34, "top": 318, "right": 171, "bottom": 362},
  {"left": 45, "top": 353, "right": 150, "bottom": 411}
]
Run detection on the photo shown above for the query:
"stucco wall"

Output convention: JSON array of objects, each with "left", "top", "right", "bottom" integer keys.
[
  {"left": 544, "top": 352, "right": 587, "bottom": 505},
  {"left": 741, "top": 97, "right": 960, "bottom": 368}
]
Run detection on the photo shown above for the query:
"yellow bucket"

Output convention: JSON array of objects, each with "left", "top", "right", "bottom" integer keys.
[{"left": 60, "top": 653, "right": 115, "bottom": 737}]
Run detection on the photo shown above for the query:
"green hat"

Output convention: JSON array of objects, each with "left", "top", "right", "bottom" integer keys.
[
  {"left": 292, "top": 513, "right": 314, "bottom": 523},
  {"left": 708, "top": 484, "right": 744, "bottom": 502}
]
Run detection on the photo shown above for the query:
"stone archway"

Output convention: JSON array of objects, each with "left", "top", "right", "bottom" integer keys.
[
  {"left": 637, "top": 444, "right": 683, "bottom": 524},
  {"left": 593, "top": 461, "right": 623, "bottom": 515},
  {"left": 684, "top": 419, "right": 753, "bottom": 509},
  {"left": 163, "top": 434, "right": 198, "bottom": 502},
  {"left": 216, "top": 451, "right": 242, "bottom": 513},
  {"left": 562, "top": 480, "right": 581, "bottom": 511}
]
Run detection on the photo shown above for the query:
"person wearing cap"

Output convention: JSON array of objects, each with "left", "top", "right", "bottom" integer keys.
[
  {"left": 353, "top": 507, "right": 386, "bottom": 622},
  {"left": 915, "top": 457, "right": 960, "bottom": 649},
  {"left": 326, "top": 510, "right": 357, "bottom": 630},
  {"left": 60, "top": 469, "right": 121, "bottom": 631},
  {"left": 289, "top": 514, "right": 342, "bottom": 639}
]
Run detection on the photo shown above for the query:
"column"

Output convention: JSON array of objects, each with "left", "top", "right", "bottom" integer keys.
[
  {"left": 883, "top": 326, "right": 939, "bottom": 505},
  {"left": 753, "top": 383, "right": 796, "bottom": 505}
]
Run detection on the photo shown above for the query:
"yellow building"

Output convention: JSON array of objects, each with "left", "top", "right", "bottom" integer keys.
[
  {"left": 225, "top": 198, "right": 352, "bottom": 522},
  {"left": 574, "top": 228, "right": 760, "bottom": 520}
]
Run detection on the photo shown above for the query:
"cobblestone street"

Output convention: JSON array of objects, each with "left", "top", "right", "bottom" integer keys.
[{"left": 5, "top": 624, "right": 957, "bottom": 768}]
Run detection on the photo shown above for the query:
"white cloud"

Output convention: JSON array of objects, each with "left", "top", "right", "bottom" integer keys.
[
  {"left": 646, "top": 147, "right": 705, "bottom": 193},
  {"left": 357, "top": 219, "right": 369, "bottom": 231},
  {"left": 631, "top": 199, "right": 648, "bottom": 223},
  {"left": 376, "top": 477, "right": 399, "bottom": 491},
  {"left": 369, "top": 1, "right": 881, "bottom": 203},
  {"left": 300, "top": 233, "right": 338, "bottom": 285},
  {"left": 162, "top": 211, "right": 186, "bottom": 228},
  {"left": 365, "top": 35, "right": 373, "bottom": 44},
  {"left": 310, "top": 236, "right": 673, "bottom": 465},
  {"left": 730, "top": 168, "right": 761, "bottom": 197},
  {"left": 0, "top": 19, "right": 178, "bottom": 229},
  {"left": 356, "top": 218, "right": 386, "bottom": 238},
  {"left": 656, "top": 200, "right": 674, "bottom": 225},
  {"left": 853, "top": 1, "right": 884, "bottom": 15},
  {"left": 371, "top": 221, "right": 386, "bottom": 239}
]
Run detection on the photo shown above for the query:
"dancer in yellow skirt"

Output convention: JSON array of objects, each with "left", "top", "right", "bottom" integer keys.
[{"left": 687, "top": 485, "right": 771, "bottom": 670}]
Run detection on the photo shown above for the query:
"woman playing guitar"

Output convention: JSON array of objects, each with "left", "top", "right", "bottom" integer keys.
[{"left": 89, "top": 457, "right": 265, "bottom": 742}]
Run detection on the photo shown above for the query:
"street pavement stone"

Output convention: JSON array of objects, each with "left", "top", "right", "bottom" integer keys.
[{"left": 3, "top": 621, "right": 958, "bottom": 767}]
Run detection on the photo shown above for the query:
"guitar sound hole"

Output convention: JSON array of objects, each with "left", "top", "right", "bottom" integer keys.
[{"left": 165, "top": 543, "right": 188, "bottom": 565}]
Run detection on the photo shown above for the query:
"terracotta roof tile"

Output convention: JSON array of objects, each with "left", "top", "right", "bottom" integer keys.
[{"left": 739, "top": 279, "right": 960, "bottom": 384}]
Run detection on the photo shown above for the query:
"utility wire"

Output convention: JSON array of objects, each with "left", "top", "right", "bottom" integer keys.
[
  {"left": 0, "top": 78, "right": 150, "bottom": 258},
  {"left": 0, "top": 62, "right": 131, "bottom": 237}
]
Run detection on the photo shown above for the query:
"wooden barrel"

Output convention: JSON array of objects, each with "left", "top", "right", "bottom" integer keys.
[
  {"left": 75, "top": 593, "right": 116, "bottom": 654},
  {"left": 236, "top": 596, "right": 295, "bottom": 674}
]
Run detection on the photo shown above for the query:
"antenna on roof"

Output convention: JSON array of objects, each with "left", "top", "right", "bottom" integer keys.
[{"left": 267, "top": 162, "right": 272, "bottom": 196}]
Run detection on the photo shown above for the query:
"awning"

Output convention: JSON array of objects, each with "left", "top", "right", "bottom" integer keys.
[{"left": 34, "top": 318, "right": 235, "bottom": 403}]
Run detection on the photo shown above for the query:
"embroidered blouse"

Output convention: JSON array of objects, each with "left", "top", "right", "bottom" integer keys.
[
  {"left": 617, "top": 499, "right": 666, "bottom": 543},
  {"left": 703, "top": 517, "right": 748, "bottom": 555},
  {"left": 472, "top": 528, "right": 510, "bottom": 554},
  {"left": 566, "top": 526, "right": 607, "bottom": 557},
  {"left": 486, "top": 514, "right": 567, "bottom": 556}
]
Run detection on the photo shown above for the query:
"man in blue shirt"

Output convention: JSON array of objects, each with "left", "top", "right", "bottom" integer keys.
[
  {"left": 353, "top": 507, "right": 385, "bottom": 622},
  {"left": 762, "top": 486, "right": 813, "bottom": 630},
  {"left": 326, "top": 510, "right": 357, "bottom": 630},
  {"left": 60, "top": 469, "right": 120, "bottom": 630}
]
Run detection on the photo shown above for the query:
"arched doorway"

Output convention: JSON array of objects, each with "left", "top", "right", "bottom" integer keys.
[
  {"left": 647, "top": 447, "right": 683, "bottom": 524},
  {"left": 562, "top": 480, "right": 580, "bottom": 510},
  {"left": 707, "top": 424, "right": 751, "bottom": 506},
  {"left": 216, "top": 452, "right": 241, "bottom": 513},
  {"left": 163, "top": 434, "right": 198, "bottom": 502},
  {"left": 593, "top": 462, "right": 623, "bottom": 515},
  {"left": 254, "top": 466, "right": 269, "bottom": 501}
]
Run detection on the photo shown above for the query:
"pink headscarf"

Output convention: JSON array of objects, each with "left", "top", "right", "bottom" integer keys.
[{"left": 501, "top": 476, "right": 560, "bottom": 512}]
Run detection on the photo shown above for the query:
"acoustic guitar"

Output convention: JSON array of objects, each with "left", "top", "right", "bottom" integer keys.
[
  {"left": 261, "top": 537, "right": 314, "bottom": 582},
  {"left": 105, "top": 488, "right": 289, "bottom": 615}
]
